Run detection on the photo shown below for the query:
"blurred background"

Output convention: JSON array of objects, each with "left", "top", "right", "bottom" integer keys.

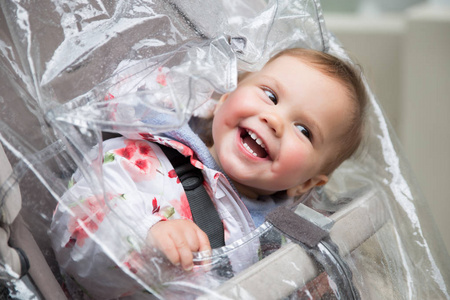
[{"left": 321, "top": 0, "right": 450, "bottom": 254}]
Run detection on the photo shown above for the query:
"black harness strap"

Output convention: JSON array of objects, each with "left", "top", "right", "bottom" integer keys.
[{"left": 160, "top": 145, "right": 225, "bottom": 249}]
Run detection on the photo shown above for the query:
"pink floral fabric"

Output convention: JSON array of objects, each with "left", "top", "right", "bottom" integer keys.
[
  {"left": 50, "top": 135, "right": 257, "bottom": 299},
  {"left": 66, "top": 193, "right": 122, "bottom": 247},
  {"left": 156, "top": 66, "right": 168, "bottom": 86},
  {"left": 114, "top": 139, "right": 160, "bottom": 182},
  {"left": 49, "top": 64, "right": 259, "bottom": 299}
]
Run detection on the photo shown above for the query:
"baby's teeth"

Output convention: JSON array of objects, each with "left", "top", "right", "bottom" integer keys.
[
  {"left": 246, "top": 129, "right": 266, "bottom": 150},
  {"left": 243, "top": 142, "right": 258, "bottom": 156},
  {"left": 257, "top": 139, "right": 266, "bottom": 149}
]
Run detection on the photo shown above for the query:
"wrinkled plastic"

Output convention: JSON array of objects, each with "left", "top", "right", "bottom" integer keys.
[{"left": 1, "top": 0, "right": 449, "bottom": 299}]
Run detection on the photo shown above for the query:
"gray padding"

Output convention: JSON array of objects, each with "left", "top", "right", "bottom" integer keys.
[
  {"left": 10, "top": 216, "right": 67, "bottom": 300},
  {"left": 199, "top": 189, "right": 387, "bottom": 299},
  {"left": 0, "top": 143, "right": 21, "bottom": 226},
  {"left": 0, "top": 143, "right": 22, "bottom": 277},
  {"left": 266, "top": 206, "right": 329, "bottom": 248}
]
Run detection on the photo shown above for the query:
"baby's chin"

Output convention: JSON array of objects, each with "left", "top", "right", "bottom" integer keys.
[{"left": 229, "top": 179, "right": 279, "bottom": 199}]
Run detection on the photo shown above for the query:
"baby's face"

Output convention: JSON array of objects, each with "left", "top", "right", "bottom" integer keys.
[{"left": 209, "top": 55, "right": 353, "bottom": 198}]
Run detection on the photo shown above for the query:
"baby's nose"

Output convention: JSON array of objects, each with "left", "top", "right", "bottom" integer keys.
[{"left": 260, "top": 112, "right": 284, "bottom": 137}]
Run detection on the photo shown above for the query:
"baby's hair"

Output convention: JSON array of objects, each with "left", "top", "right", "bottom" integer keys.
[{"left": 269, "top": 48, "right": 368, "bottom": 175}]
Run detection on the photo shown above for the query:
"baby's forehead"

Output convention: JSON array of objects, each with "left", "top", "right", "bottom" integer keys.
[
  {"left": 262, "top": 57, "right": 325, "bottom": 83},
  {"left": 264, "top": 54, "right": 312, "bottom": 68},
  {"left": 237, "top": 55, "right": 313, "bottom": 86},
  {"left": 263, "top": 54, "right": 356, "bottom": 98}
]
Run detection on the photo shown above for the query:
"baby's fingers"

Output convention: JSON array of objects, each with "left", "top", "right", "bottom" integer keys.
[
  {"left": 155, "top": 237, "right": 183, "bottom": 268},
  {"left": 195, "top": 228, "right": 213, "bottom": 268},
  {"left": 172, "top": 236, "right": 195, "bottom": 271},
  {"left": 148, "top": 220, "right": 210, "bottom": 271},
  {"left": 156, "top": 234, "right": 193, "bottom": 271},
  {"left": 196, "top": 228, "right": 211, "bottom": 253}
]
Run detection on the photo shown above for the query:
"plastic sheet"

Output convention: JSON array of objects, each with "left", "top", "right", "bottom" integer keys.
[{"left": 1, "top": 0, "right": 449, "bottom": 299}]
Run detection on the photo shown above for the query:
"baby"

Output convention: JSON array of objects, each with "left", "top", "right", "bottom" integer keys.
[
  {"left": 51, "top": 48, "right": 367, "bottom": 299},
  {"left": 152, "top": 48, "right": 367, "bottom": 268}
]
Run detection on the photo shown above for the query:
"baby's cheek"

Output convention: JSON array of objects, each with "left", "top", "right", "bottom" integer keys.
[{"left": 281, "top": 150, "right": 309, "bottom": 176}]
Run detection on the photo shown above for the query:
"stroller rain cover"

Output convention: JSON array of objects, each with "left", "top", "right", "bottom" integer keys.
[{"left": 1, "top": 0, "right": 449, "bottom": 299}]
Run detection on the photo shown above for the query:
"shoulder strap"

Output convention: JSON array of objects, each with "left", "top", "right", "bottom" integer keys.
[{"left": 160, "top": 145, "right": 225, "bottom": 248}]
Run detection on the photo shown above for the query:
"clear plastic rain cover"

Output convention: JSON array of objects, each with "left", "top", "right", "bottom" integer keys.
[{"left": 1, "top": 0, "right": 449, "bottom": 299}]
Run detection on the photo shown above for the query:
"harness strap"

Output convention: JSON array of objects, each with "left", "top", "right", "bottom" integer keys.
[
  {"left": 266, "top": 204, "right": 360, "bottom": 300},
  {"left": 160, "top": 145, "right": 225, "bottom": 249}
]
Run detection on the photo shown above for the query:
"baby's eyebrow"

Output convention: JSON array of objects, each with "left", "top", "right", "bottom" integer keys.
[{"left": 260, "top": 75, "right": 286, "bottom": 97}]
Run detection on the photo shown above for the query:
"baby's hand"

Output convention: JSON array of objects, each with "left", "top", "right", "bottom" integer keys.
[{"left": 148, "top": 220, "right": 211, "bottom": 271}]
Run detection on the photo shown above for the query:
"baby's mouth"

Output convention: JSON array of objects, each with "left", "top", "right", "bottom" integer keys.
[{"left": 240, "top": 129, "right": 268, "bottom": 158}]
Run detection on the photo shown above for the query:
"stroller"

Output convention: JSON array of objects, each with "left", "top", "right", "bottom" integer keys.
[{"left": 1, "top": 0, "right": 449, "bottom": 299}]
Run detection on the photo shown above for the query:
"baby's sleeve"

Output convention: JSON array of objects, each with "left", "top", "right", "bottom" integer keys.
[{"left": 50, "top": 137, "right": 189, "bottom": 299}]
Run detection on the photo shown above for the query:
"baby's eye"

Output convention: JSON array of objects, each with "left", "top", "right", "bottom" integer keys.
[
  {"left": 262, "top": 87, "right": 278, "bottom": 104},
  {"left": 296, "top": 124, "right": 311, "bottom": 140}
]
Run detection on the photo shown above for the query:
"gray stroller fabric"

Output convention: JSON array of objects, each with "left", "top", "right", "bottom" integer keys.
[
  {"left": 1, "top": 0, "right": 449, "bottom": 299},
  {"left": 0, "top": 144, "right": 23, "bottom": 280}
]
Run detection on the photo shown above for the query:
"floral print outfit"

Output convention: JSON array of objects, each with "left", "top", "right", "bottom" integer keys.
[{"left": 50, "top": 134, "right": 258, "bottom": 299}]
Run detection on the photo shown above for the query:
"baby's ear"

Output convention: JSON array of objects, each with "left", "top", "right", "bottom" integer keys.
[
  {"left": 214, "top": 93, "right": 229, "bottom": 115},
  {"left": 219, "top": 93, "right": 229, "bottom": 104},
  {"left": 286, "top": 175, "right": 328, "bottom": 197}
]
